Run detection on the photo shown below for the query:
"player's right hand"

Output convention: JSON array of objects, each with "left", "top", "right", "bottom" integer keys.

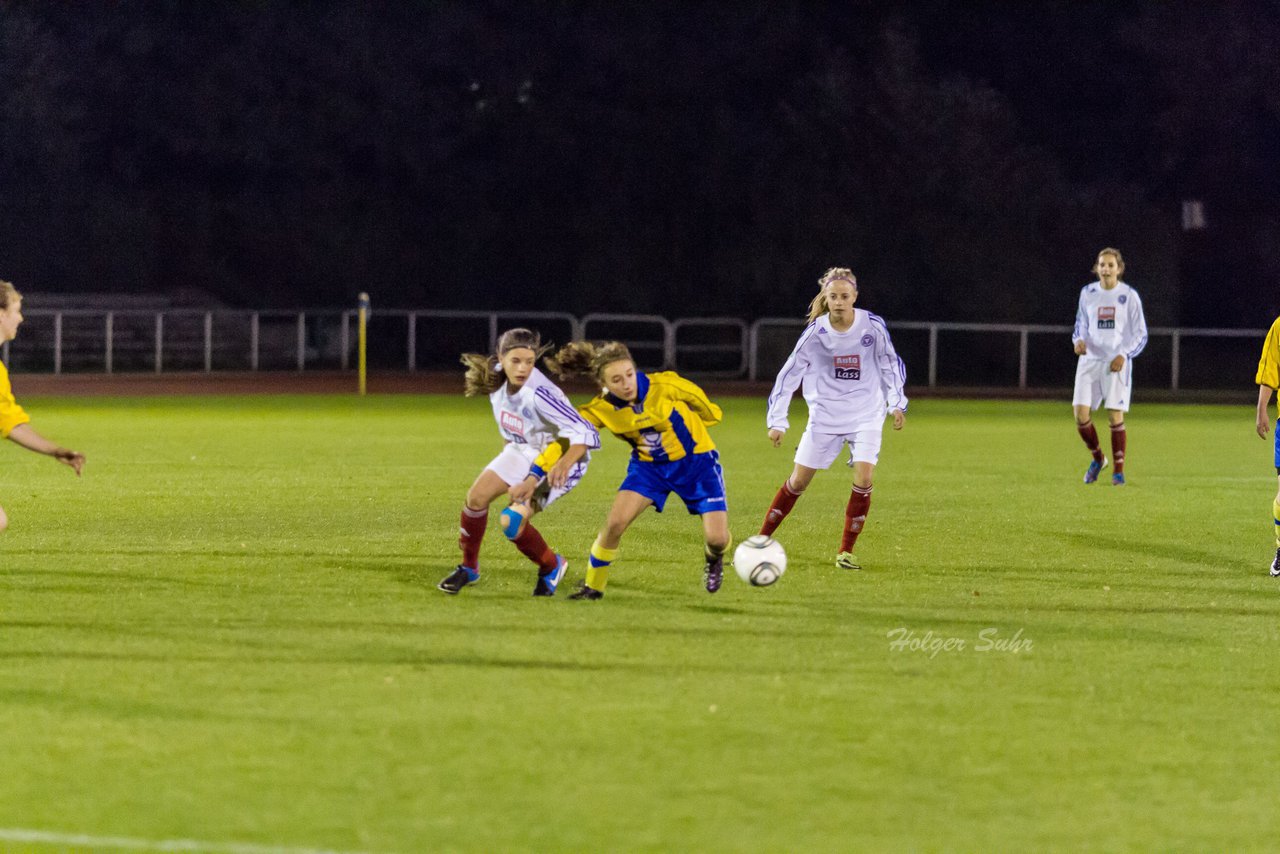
[
  {"left": 768, "top": 428, "right": 784, "bottom": 447},
  {"left": 1258, "top": 411, "right": 1271, "bottom": 440},
  {"left": 1073, "top": 340, "right": 1087, "bottom": 356}
]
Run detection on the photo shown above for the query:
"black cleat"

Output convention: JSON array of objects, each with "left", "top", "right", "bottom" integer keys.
[
  {"left": 568, "top": 584, "right": 604, "bottom": 600},
  {"left": 704, "top": 555, "right": 724, "bottom": 593},
  {"left": 1271, "top": 548, "right": 1280, "bottom": 577},
  {"left": 438, "top": 565, "right": 478, "bottom": 594}
]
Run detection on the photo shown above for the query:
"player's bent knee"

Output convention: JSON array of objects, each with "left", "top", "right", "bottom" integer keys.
[{"left": 499, "top": 506, "right": 527, "bottom": 540}]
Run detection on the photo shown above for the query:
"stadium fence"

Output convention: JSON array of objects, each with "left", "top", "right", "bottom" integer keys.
[{"left": 0, "top": 308, "right": 1264, "bottom": 392}]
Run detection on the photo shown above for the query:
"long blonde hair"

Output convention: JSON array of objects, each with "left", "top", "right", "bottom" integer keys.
[
  {"left": 1092, "top": 247, "right": 1126, "bottom": 277},
  {"left": 805, "top": 267, "right": 857, "bottom": 323},
  {"left": 0, "top": 280, "right": 19, "bottom": 310},
  {"left": 546, "top": 340, "right": 634, "bottom": 384},
  {"left": 460, "top": 327, "right": 552, "bottom": 396}
]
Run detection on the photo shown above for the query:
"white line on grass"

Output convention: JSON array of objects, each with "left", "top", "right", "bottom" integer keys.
[{"left": 0, "top": 827, "right": 380, "bottom": 854}]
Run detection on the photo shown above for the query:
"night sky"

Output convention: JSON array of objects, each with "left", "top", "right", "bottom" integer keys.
[{"left": 1, "top": 2, "right": 1277, "bottom": 327}]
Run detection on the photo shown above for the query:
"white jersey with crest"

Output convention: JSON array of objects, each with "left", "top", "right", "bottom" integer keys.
[
  {"left": 766, "top": 310, "right": 908, "bottom": 433},
  {"left": 490, "top": 367, "right": 600, "bottom": 460},
  {"left": 1072, "top": 281, "right": 1148, "bottom": 361}
]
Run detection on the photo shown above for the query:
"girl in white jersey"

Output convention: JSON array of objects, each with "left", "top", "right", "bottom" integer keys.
[
  {"left": 439, "top": 328, "right": 600, "bottom": 596},
  {"left": 760, "top": 268, "right": 907, "bottom": 569},
  {"left": 1071, "top": 248, "right": 1147, "bottom": 486}
]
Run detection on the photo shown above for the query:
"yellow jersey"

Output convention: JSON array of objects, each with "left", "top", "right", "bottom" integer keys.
[
  {"left": 1258, "top": 316, "right": 1280, "bottom": 389},
  {"left": 578, "top": 371, "right": 721, "bottom": 463},
  {"left": 0, "top": 358, "right": 31, "bottom": 438}
]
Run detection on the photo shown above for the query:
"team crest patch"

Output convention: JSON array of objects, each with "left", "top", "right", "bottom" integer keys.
[
  {"left": 1097, "top": 306, "right": 1116, "bottom": 329},
  {"left": 500, "top": 411, "right": 525, "bottom": 437},
  {"left": 834, "top": 354, "right": 861, "bottom": 381},
  {"left": 1118, "top": 294, "right": 1128, "bottom": 304},
  {"left": 861, "top": 333, "right": 875, "bottom": 347}
]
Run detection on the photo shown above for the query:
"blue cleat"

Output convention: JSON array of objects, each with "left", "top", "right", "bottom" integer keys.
[
  {"left": 1112, "top": 472, "right": 1126, "bottom": 486},
  {"left": 1083, "top": 457, "right": 1108, "bottom": 484},
  {"left": 533, "top": 554, "right": 567, "bottom": 596}
]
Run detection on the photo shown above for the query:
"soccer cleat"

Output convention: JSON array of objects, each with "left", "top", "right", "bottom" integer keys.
[
  {"left": 1270, "top": 549, "right": 1280, "bottom": 577},
  {"left": 438, "top": 565, "right": 478, "bottom": 594},
  {"left": 533, "top": 554, "right": 568, "bottom": 597},
  {"left": 1083, "top": 457, "right": 1108, "bottom": 484},
  {"left": 1112, "top": 472, "right": 1126, "bottom": 486},
  {"left": 704, "top": 555, "right": 724, "bottom": 593},
  {"left": 835, "top": 551, "right": 862, "bottom": 570},
  {"left": 568, "top": 584, "right": 604, "bottom": 600}
]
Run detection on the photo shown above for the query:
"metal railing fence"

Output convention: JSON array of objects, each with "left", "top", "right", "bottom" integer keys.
[{"left": 0, "top": 308, "right": 1265, "bottom": 392}]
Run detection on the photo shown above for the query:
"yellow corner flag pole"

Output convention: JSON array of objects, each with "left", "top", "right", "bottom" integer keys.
[{"left": 357, "top": 292, "right": 370, "bottom": 396}]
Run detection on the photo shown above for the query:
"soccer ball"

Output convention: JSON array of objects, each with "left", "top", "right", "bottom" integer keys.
[{"left": 733, "top": 535, "right": 787, "bottom": 587}]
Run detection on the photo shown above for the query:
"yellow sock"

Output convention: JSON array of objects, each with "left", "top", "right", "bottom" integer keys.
[
  {"left": 587, "top": 536, "right": 618, "bottom": 591},
  {"left": 705, "top": 535, "right": 732, "bottom": 561},
  {"left": 1273, "top": 500, "right": 1280, "bottom": 547}
]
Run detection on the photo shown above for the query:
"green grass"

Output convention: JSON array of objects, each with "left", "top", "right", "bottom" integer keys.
[{"left": 1, "top": 394, "right": 1278, "bottom": 852}]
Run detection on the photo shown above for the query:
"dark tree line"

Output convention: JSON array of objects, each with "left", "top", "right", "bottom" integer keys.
[{"left": 1, "top": 2, "right": 1277, "bottom": 325}]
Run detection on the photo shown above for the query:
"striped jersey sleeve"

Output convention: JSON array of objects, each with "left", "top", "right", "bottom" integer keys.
[
  {"left": 766, "top": 322, "right": 817, "bottom": 431},
  {"left": 868, "top": 312, "right": 908, "bottom": 411},
  {"left": 533, "top": 384, "right": 601, "bottom": 450},
  {"left": 1123, "top": 290, "right": 1148, "bottom": 360}
]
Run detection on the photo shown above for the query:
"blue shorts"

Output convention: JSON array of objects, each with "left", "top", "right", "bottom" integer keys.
[
  {"left": 619, "top": 450, "right": 728, "bottom": 515},
  {"left": 1274, "top": 419, "right": 1279, "bottom": 471}
]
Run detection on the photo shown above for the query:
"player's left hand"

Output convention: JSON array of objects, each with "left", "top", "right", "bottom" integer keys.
[
  {"left": 508, "top": 477, "right": 537, "bottom": 504},
  {"left": 1258, "top": 411, "right": 1271, "bottom": 440},
  {"left": 891, "top": 409, "right": 905, "bottom": 430},
  {"left": 1109, "top": 355, "right": 1125, "bottom": 372}
]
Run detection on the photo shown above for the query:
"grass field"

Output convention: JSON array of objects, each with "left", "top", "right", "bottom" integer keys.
[{"left": 2, "top": 392, "right": 1278, "bottom": 852}]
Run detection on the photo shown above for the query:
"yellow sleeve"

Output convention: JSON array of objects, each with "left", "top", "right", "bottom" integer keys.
[
  {"left": 1257, "top": 317, "right": 1280, "bottom": 389},
  {"left": 0, "top": 361, "right": 31, "bottom": 438},
  {"left": 530, "top": 439, "right": 567, "bottom": 479},
  {"left": 656, "top": 372, "right": 722, "bottom": 426}
]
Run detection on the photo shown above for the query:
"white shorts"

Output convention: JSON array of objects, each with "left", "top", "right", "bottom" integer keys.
[
  {"left": 1072, "top": 357, "right": 1132, "bottom": 412},
  {"left": 485, "top": 444, "right": 588, "bottom": 511},
  {"left": 794, "top": 425, "right": 884, "bottom": 469}
]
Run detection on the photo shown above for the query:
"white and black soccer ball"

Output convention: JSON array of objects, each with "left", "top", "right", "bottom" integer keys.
[{"left": 733, "top": 535, "right": 787, "bottom": 587}]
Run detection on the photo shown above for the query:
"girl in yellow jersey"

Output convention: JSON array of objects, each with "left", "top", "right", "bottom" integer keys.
[
  {"left": 1255, "top": 315, "right": 1280, "bottom": 575},
  {"left": 547, "top": 341, "right": 731, "bottom": 599},
  {"left": 0, "top": 280, "right": 86, "bottom": 533}
]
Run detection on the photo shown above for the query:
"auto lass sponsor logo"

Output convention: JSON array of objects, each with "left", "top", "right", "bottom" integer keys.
[{"left": 834, "top": 354, "right": 861, "bottom": 380}]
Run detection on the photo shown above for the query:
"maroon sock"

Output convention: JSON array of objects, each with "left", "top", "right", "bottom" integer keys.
[
  {"left": 840, "top": 485, "right": 873, "bottom": 553},
  {"left": 1077, "top": 420, "right": 1104, "bottom": 463},
  {"left": 513, "top": 522, "right": 558, "bottom": 572},
  {"left": 1110, "top": 422, "right": 1126, "bottom": 473},
  {"left": 761, "top": 480, "right": 803, "bottom": 536},
  {"left": 459, "top": 506, "right": 488, "bottom": 569}
]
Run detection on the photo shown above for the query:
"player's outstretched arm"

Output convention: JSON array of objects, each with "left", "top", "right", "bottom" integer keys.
[{"left": 6, "top": 423, "right": 84, "bottom": 475}]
